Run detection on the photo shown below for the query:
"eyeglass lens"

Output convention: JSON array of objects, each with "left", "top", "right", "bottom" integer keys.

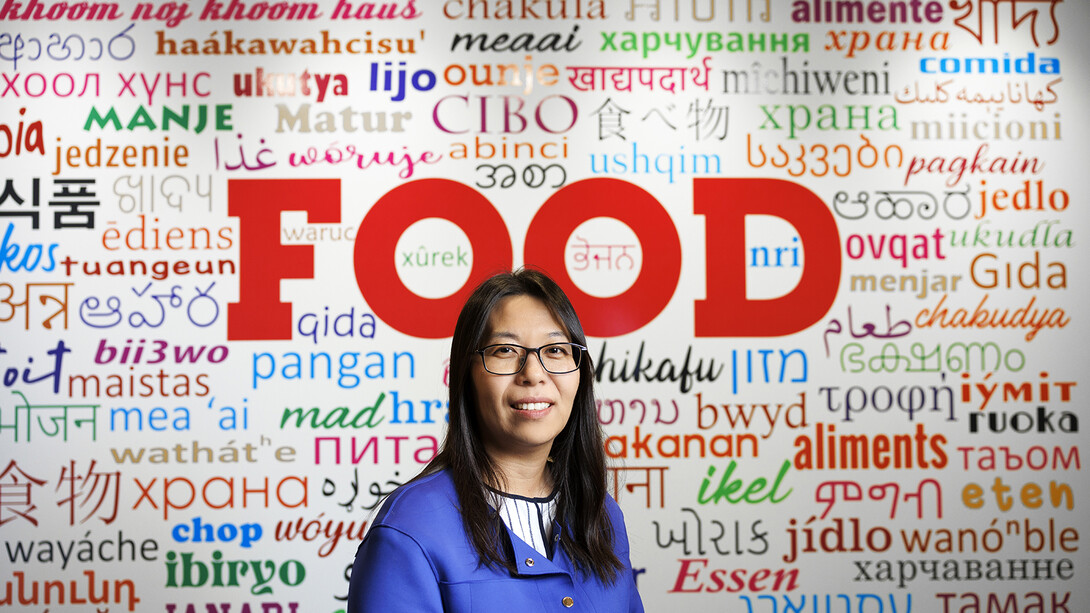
[{"left": 480, "top": 343, "right": 581, "bottom": 374}]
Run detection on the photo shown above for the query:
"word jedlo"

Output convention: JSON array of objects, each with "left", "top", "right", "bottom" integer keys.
[{"left": 227, "top": 178, "right": 841, "bottom": 340}]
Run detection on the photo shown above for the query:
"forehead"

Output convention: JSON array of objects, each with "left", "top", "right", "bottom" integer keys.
[{"left": 484, "top": 294, "right": 567, "bottom": 340}]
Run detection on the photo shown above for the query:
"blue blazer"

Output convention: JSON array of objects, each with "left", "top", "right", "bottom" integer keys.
[{"left": 348, "top": 469, "right": 644, "bottom": 612}]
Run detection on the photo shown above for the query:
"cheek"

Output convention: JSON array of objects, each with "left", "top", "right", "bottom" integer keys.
[{"left": 473, "top": 374, "right": 505, "bottom": 411}]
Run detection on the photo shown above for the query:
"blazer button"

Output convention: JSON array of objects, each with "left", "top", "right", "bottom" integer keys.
[
  {"left": 525, "top": 558, "right": 535, "bottom": 567},
  {"left": 563, "top": 596, "right": 574, "bottom": 607}
]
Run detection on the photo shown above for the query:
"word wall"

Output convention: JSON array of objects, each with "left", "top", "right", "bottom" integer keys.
[{"left": 2, "top": 0, "right": 1086, "bottom": 611}]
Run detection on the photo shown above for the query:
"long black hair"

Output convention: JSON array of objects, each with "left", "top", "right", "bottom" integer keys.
[{"left": 421, "top": 267, "right": 623, "bottom": 582}]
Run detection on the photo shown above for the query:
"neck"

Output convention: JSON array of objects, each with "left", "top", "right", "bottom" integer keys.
[{"left": 488, "top": 449, "right": 553, "bottom": 498}]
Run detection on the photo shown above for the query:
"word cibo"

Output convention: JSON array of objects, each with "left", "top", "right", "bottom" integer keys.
[{"left": 226, "top": 177, "right": 842, "bottom": 340}]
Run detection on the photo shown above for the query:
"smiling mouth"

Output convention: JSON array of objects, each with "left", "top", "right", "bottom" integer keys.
[{"left": 513, "top": 402, "right": 551, "bottom": 411}]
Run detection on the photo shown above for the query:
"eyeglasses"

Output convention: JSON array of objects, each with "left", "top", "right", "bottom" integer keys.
[{"left": 476, "top": 342, "right": 587, "bottom": 375}]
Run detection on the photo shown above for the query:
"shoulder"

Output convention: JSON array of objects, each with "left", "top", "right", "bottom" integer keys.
[
  {"left": 371, "top": 469, "right": 463, "bottom": 537},
  {"left": 361, "top": 469, "right": 484, "bottom": 585}
]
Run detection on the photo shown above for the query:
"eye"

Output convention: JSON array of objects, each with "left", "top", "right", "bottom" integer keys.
[
  {"left": 543, "top": 344, "right": 571, "bottom": 357},
  {"left": 488, "top": 345, "right": 518, "bottom": 357}
]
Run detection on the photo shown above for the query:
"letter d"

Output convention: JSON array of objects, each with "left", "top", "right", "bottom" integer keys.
[{"left": 694, "top": 178, "right": 840, "bottom": 336}]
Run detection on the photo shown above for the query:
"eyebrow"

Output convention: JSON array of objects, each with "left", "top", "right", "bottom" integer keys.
[{"left": 488, "top": 330, "right": 567, "bottom": 343}]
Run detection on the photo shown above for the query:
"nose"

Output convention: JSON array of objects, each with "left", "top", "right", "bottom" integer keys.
[{"left": 517, "top": 349, "right": 548, "bottom": 382}]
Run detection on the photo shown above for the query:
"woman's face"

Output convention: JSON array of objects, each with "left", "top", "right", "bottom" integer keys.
[{"left": 471, "top": 294, "right": 579, "bottom": 463}]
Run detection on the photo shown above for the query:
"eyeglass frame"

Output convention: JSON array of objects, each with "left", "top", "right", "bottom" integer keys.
[{"left": 475, "top": 342, "right": 588, "bottom": 375}]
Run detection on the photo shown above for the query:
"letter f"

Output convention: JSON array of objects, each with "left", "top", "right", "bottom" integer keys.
[{"left": 228, "top": 179, "right": 341, "bottom": 340}]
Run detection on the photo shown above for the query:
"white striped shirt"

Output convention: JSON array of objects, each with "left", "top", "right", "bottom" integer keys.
[{"left": 492, "top": 490, "right": 558, "bottom": 558}]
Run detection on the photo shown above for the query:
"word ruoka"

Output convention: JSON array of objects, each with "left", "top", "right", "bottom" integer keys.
[
  {"left": 0, "top": 391, "right": 97, "bottom": 443},
  {"left": 815, "top": 478, "right": 943, "bottom": 520},
  {"left": 567, "top": 57, "right": 711, "bottom": 92},
  {"left": 968, "top": 406, "right": 1077, "bottom": 435}
]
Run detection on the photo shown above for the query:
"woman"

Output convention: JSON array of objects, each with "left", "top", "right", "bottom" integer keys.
[{"left": 348, "top": 268, "right": 643, "bottom": 612}]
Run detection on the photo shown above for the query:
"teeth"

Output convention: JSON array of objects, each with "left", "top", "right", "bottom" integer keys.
[{"left": 514, "top": 402, "right": 550, "bottom": 411}]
